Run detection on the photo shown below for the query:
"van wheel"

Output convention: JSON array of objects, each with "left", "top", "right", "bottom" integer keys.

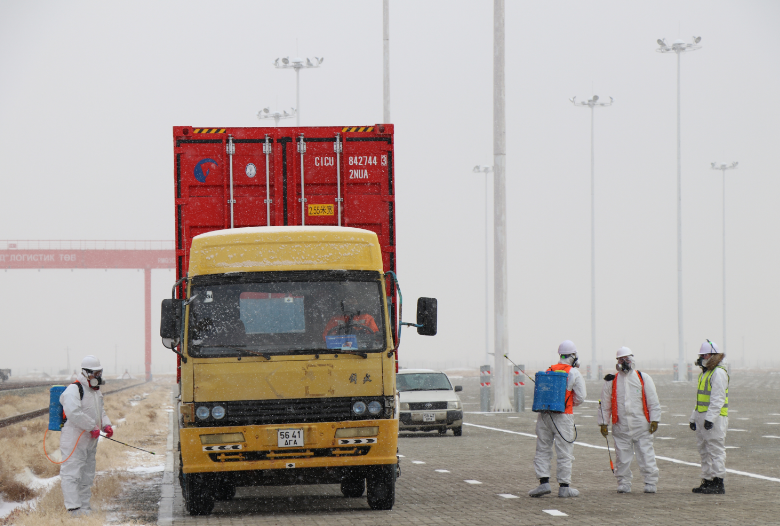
[
  {"left": 184, "top": 474, "right": 215, "bottom": 516},
  {"left": 453, "top": 426, "right": 463, "bottom": 436},
  {"left": 341, "top": 478, "right": 365, "bottom": 498},
  {"left": 438, "top": 428, "right": 447, "bottom": 435},
  {"left": 367, "top": 465, "right": 396, "bottom": 510}
]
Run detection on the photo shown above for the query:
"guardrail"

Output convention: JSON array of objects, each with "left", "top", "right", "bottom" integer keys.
[{"left": 0, "top": 382, "right": 148, "bottom": 429}]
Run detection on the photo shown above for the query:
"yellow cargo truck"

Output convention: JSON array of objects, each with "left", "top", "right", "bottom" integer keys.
[{"left": 161, "top": 227, "right": 437, "bottom": 515}]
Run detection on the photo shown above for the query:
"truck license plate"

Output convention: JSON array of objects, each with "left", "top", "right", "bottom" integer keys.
[
  {"left": 423, "top": 413, "right": 436, "bottom": 422},
  {"left": 278, "top": 429, "right": 304, "bottom": 447}
]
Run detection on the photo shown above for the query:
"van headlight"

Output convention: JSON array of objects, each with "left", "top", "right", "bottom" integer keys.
[
  {"left": 399, "top": 402, "right": 409, "bottom": 411},
  {"left": 211, "top": 406, "right": 226, "bottom": 419},
  {"left": 447, "top": 401, "right": 461, "bottom": 410},
  {"left": 195, "top": 406, "right": 210, "bottom": 420}
]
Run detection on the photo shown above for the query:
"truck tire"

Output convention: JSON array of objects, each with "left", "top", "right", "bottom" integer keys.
[
  {"left": 184, "top": 474, "right": 215, "bottom": 516},
  {"left": 453, "top": 426, "right": 463, "bottom": 436},
  {"left": 367, "top": 465, "right": 396, "bottom": 510},
  {"left": 341, "top": 478, "right": 365, "bottom": 498},
  {"left": 213, "top": 484, "right": 236, "bottom": 501}
]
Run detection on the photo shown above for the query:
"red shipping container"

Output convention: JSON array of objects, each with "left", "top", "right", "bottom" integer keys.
[{"left": 172, "top": 124, "right": 397, "bottom": 341}]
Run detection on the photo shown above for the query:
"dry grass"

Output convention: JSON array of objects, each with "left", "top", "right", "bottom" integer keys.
[
  {"left": 0, "top": 393, "right": 49, "bottom": 419},
  {"left": 0, "top": 377, "right": 174, "bottom": 525}
]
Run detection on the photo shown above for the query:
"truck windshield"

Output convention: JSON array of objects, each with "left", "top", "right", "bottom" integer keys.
[{"left": 187, "top": 279, "right": 386, "bottom": 357}]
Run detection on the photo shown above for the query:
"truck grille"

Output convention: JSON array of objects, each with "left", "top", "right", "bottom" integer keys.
[
  {"left": 408, "top": 402, "right": 447, "bottom": 410},
  {"left": 194, "top": 397, "right": 390, "bottom": 427}
]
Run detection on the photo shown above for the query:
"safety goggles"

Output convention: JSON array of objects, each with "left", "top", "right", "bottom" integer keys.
[{"left": 84, "top": 369, "right": 103, "bottom": 378}]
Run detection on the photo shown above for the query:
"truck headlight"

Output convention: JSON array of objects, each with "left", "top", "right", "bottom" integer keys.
[
  {"left": 195, "top": 406, "right": 210, "bottom": 420},
  {"left": 211, "top": 406, "right": 226, "bottom": 419},
  {"left": 447, "top": 401, "right": 461, "bottom": 410},
  {"left": 367, "top": 401, "right": 383, "bottom": 415},
  {"left": 352, "top": 401, "right": 367, "bottom": 415}
]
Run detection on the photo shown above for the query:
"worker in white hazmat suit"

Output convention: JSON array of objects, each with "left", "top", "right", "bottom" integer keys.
[
  {"left": 59, "top": 355, "right": 113, "bottom": 516},
  {"left": 690, "top": 340, "right": 729, "bottom": 494},
  {"left": 597, "top": 347, "right": 661, "bottom": 493},
  {"left": 529, "top": 340, "right": 586, "bottom": 498}
]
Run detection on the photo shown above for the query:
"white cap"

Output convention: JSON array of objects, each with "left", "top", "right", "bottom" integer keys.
[
  {"left": 698, "top": 340, "right": 719, "bottom": 355},
  {"left": 616, "top": 346, "right": 632, "bottom": 359},
  {"left": 558, "top": 340, "right": 577, "bottom": 356},
  {"left": 81, "top": 355, "right": 103, "bottom": 371}
]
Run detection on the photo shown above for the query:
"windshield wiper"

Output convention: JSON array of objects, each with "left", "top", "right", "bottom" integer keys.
[
  {"left": 291, "top": 349, "right": 368, "bottom": 359},
  {"left": 401, "top": 387, "right": 450, "bottom": 391},
  {"left": 235, "top": 349, "right": 271, "bottom": 361}
]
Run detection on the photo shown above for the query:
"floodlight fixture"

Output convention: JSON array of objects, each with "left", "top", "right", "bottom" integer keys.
[
  {"left": 257, "top": 107, "right": 296, "bottom": 126},
  {"left": 273, "top": 53, "right": 324, "bottom": 125}
]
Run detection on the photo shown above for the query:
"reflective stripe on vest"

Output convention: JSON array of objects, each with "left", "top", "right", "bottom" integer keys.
[
  {"left": 547, "top": 364, "right": 574, "bottom": 414},
  {"left": 610, "top": 371, "right": 651, "bottom": 425},
  {"left": 696, "top": 366, "right": 729, "bottom": 416}
]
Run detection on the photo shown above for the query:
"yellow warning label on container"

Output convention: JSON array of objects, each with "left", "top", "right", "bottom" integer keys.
[
  {"left": 193, "top": 128, "right": 226, "bottom": 134},
  {"left": 341, "top": 127, "right": 374, "bottom": 133},
  {"left": 308, "top": 204, "right": 334, "bottom": 216}
]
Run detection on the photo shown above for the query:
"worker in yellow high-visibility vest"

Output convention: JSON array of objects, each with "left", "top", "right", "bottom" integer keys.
[{"left": 689, "top": 340, "right": 729, "bottom": 495}]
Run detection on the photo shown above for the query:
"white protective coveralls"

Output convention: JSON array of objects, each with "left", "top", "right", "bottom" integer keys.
[
  {"left": 533, "top": 357, "right": 586, "bottom": 486},
  {"left": 598, "top": 364, "right": 661, "bottom": 490},
  {"left": 59, "top": 373, "right": 111, "bottom": 511},
  {"left": 690, "top": 361, "right": 729, "bottom": 481}
]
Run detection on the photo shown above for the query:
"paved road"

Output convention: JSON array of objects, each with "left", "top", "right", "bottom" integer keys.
[{"left": 163, "top": 372, "right": 780, "bottom": 525}]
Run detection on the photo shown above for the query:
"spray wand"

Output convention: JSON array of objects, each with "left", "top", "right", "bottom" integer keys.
[
  {"left": 598, "top": 400, "right": 615, "bottom": 473},
  {"left": 101, "top": 433, "right": 156, "bottom": 455},
  {"left": 503, "top": 354, "right": 535, "bottom": 384}
]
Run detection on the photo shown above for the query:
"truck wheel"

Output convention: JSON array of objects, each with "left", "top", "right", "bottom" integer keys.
[
  {"left": 453, "top": 426, "right": 463, "bottom": 436},
  {"left": 340, "top": 478, "right": 365, "bottom": 498},
  {"left": 367, "top": 465, "right": 396, "bottom": 510},
  {"left": 213, "top": 484, "right": 236, "bottom": 501},
  {"left": 184, "top": 474, "right": 215, "bottom": 516}
]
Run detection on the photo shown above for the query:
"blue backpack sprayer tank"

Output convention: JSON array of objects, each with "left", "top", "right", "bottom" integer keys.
[
  {"left": 48, "top": 385, "right": 67, "bottom": 431},
  {"left": 531, "top": 369, "right": 578, "bottom": 443}
]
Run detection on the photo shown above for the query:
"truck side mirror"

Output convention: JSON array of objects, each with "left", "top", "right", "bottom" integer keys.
[
  {"left": 416, "top": 297, "right": 437, "bottom": 336},
  {"left": 160, "top": 299, "right": 183, "bottom": 349}
]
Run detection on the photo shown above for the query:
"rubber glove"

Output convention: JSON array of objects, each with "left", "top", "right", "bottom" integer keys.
[
  {"left": 689, "top": 422, "right": 696, "bottom": 431},
  {"left": 90, "top": 429, "right": 101, "bottom": 439},
  {"left": 600, "top": 425, "right": 608, "bottom": 437},
  {"left": 704, "top": 420, "right": 713, "bottom": 430},
  {"left": 649, "top": 421, "right": 658, "bottom": 434},
  {"left": 103, "top": 425, "right": 114, "bottom": 438}
]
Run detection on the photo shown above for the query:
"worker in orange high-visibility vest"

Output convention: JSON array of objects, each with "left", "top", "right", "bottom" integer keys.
[
  {"left": 597, "top": 347, "right": 661, "bottom": 494},
  {"left": 529, "top": 341, "right": 587, "bottom": 498}
]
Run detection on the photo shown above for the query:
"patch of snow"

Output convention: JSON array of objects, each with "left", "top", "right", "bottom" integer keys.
[
  {"left": 127, "top": 465, "right": 165, "bottom": 474},
  {"left": 15, "top": 469, "right": 59, "bottom": 490}
]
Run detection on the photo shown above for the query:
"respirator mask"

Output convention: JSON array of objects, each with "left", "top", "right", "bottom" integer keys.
[
  {"left": 83, "top": 369, "right": 104, "bottom": 389},
  {"left": 696, "top": 355, "right": 709, "bottom": 369},
  {"left": 561, "top": 354, "right": 579, "bottom": 368},
  {"left": 616, "top": 356, "right": 633, "bottom": 372}
]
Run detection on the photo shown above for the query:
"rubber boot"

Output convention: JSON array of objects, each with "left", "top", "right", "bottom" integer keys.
[
  {"left": 528, "top": 483, "right": 552, "bottom": 497},
  {"left": 700, "top": 477, "right": 725, "bottom": 495},
  {"left": 558, "top": 485, "right": 579, "bottom": 498},
  {"left": 692, "top": 479, "right": 712, "bottom": 493}
]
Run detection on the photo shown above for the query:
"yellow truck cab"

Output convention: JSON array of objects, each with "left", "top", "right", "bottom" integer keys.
[{"left": 161, "top": 226, "right": 436, "bottom": 515}]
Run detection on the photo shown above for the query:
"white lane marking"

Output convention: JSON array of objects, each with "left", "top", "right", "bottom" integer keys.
[
  {"left": 656, "top": 437, "right": 675, "bottom": 440},
  {"left": 435, "top": 469, "right": 450, "bottom": 473},
  {"left": 412, "top": 461, "right": 425, "bottom": 464},
  {"left": 463, "top": 422, "right": 780, "bottom": 482},
  {"left": 497, "top": 493, "right": 519, "bottom": 498},
  {"left": 769, "top": 413, "right": 780, "bottom": 416},
  {"left": 766, "top": 423, "right": 780, "bottom": 425},
  {"left": 677, "top": 423, "right": 690, "bottom": 426},
  {"left": 672, "top": 414, "right": 686, "bottom": 417},
  {"left": 464, "top": 480, "right": 482, "bottom": 484},
  {"left": 729, "top": 429, "right": 748, "bottom": 432},
  {"left": 580, "top": 415, "right": 594, "bottom": 418},
  {"left": 737, "top": 417, "right": 750, "bottom": 420},
  {"left": 763, "top": 436, "right": 780, "bottom": 439},
  {"left": 544, "top": 510, "right": 569, "bottom": 517},
  {"left": 583, "top": 400, "right": 600, "bottom": 403},
  {"left": 658, "top": 423, "right": 670, "bottom": 426},
  {"left": 726, "top": 446, "right": 740, "bottom": 449},
  {"left": 508, "top": 416, "right": 519, "bottom": 419}
]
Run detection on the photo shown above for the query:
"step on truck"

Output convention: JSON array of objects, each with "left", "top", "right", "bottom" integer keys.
[{"left": 160, "top": 125, "right": 437, "bottom": 515}]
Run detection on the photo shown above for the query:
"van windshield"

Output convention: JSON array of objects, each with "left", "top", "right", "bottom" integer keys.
[
  {"left": 187, "top": 278, "right": 386, "bottom": 357},
  {"left": 396, "top": 373, "right": 452, "bottom": 392}
]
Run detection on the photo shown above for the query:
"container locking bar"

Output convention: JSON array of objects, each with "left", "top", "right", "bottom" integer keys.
[
  {"left": 263, "top": 134, "right": 272, "bottom": 226},
  {"left": 226, "top": 135, "right": 236, "bottom": 228},
  {"left": 297, "top": 134, "right": 307, "bottom": 225},
  {"left": 335, "top": 133, "right": 343, "bottom": 226}
]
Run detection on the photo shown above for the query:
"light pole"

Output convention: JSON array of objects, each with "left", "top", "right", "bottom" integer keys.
[
  {"left": 383, "top": 0, "right": 390, "bottom": 123},
  {"left": 656, "top": 36, "right": 702, "bottom": 380},
  {"left": 257, "top": 107, "right": 296, "bottom": 126},
  {"left": 711, "top": 161, "right": 738, "bottom": 355},
  {"left": 570, "top": 95, "right": 613, "bottom": 378},
  {"left": 473, "top": 165, "right": 493, "bottom": 366},
  {"left": 274, "top": 56, "right": 324, "bottom": 125}
]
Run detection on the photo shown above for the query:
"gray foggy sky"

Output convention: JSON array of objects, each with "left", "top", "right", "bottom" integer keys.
[{"left": 1, "top": 1, "right": 779, "bottom": 375}]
